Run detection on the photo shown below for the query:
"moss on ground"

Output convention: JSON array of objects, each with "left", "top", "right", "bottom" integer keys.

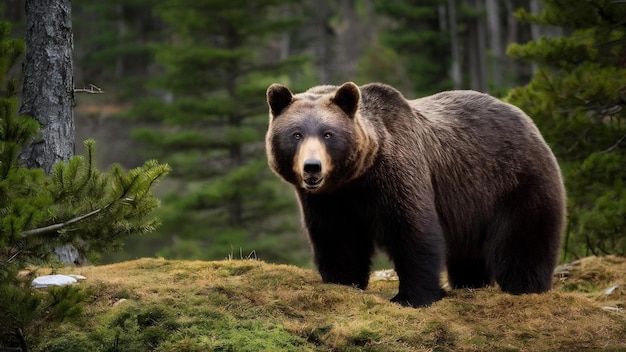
[{"left": 30, "top": 256, "right": 626, "bottom": 351}]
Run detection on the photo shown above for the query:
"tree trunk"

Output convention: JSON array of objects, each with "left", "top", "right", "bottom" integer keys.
[
  {"left": 333, "top": 0, "right": 376, "bottom": 84},
  {"left": 486, "top": 0, "right": 503, "bottom": 88},
  {"left": 466, "top": 0, "right": 488, "bottom": 92},
  {"left": 19, "top": 0, "right": 75, "bottom": 174},
  {"left": 447, "top": 0, "right": 462, "bottom": 89},
  {"left": 529, "top": 0, "right": 541, "bottom": 74},
  {"left": 115, "top": 4, "right": 127, "bottom": 79},
  {"left": 228, "top": 119, "right": 244, "bottom": 226},
  {"left": 314, "top": 0, "right": 333, "bottom": 84}
]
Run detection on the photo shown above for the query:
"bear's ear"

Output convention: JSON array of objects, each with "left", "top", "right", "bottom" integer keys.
[
  {"left": 332, "top": 82, "right": 360, "bottom": 118},
  {"left": 267, "top": 84, "right": 293, "bottom": 117}
]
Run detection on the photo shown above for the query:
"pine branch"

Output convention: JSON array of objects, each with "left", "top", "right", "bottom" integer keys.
[
  {"left": 7, "top": 250, "right": 21, "bottom": 263},
  {"left": 20, "top": 208, "right": 102, "bottom": 237},
  {"left": 74, "top": 84, "right": 104, "bottom": 94},
  {"left": 599, "top": 133, "right": 626, "bottom": 154}
]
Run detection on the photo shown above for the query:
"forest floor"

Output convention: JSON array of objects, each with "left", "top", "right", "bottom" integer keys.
[{"left": 32, "top": 255, "right": 625, "bottom": 351}]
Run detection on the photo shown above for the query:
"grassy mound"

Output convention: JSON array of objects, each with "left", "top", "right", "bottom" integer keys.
[{"left": 33, "top": 256, "right": 625, "bottom": 351}]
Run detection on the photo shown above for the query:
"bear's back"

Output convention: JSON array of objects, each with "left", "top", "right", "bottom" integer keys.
[
  {"left": 407, "top": 90, "right": 552, "bottom": 166},
  {"left": 400, "top": 90, "right": 564, "bottom": 243},
  {"left": 410, "top": 90, "right": 538, "bottom": 142}
]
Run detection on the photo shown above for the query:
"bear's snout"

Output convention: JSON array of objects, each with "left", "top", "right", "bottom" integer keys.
[
  {"left": 302, "top": 158, "right": 323, "bottom": 190},
  {"left": 293, "top": 138, "right": 332, "bottom": 191},
  {"left": 303, "top": 158, "right": 322, "bottom": 174}
]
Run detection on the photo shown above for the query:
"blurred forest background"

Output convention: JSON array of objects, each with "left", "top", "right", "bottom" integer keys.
[{"left": 2, "top": 0, "right": 624, "bottom": 266}]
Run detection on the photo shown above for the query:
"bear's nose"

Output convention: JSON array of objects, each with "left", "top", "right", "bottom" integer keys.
[{"left": 303, "top": 158, "right": 322, "bottom": 174}]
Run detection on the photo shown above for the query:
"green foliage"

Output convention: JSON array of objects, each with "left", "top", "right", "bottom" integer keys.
[
  {"left": 0, "top": 133, "right": 170, "bottom": 348},
  {"left": 0, "top": 282, "right": 93, "bottom": 351},
  {"left": 505, "top": 0, "right": 626, "bottom": 260},
  {"left": 72, "top": 0, "right": 165, "bottom": 101},
  {"left": 121, "top": 0, "right": 308, "bottom": 264},
  {"left": 0, "top": 20, "right": 170, "bottom": 351},
  {"left": 0, "top": 25, "right": 23, "bottom": 95},
  {"left": 37, "top": 301, "right": 308, "bottom": 352},
  {"left": 0, "top": 283, "right": 40, "bottom": 331},
  {"left": 29, "top": 257, "right": 626, "bottom": 351},
  {"left": 356, "top": 39, "right": 413, "bottom": 93},
  {"left": 1, "top": 139, "right": 170, "bottom": 263},
  {"left": 374, "top": 0, "right": 453, "bottom": 96}
]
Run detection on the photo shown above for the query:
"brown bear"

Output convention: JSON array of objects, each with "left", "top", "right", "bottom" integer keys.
[{"left": 265, "top": 82, "right": 566, "bottom": 307}]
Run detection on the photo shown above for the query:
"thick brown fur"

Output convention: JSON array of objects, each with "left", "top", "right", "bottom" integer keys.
[{"left": 265, "top": 82, "right": 566, "bottom": 307}]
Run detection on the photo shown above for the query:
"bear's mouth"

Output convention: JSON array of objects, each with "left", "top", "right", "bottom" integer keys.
[{"left": 303, "top": 177, "right": 324, "bottom": 190}]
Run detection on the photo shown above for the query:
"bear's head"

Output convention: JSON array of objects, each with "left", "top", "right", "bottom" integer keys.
[{"left": 265, "top": 82, "right": 378, "bottom": 193}]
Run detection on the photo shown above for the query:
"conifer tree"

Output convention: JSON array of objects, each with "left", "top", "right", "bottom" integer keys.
[
  {"left": 128, "top": 0, "right": 307, "bottom": 263},
  {"left": 374, "top": 0, "right": 453, "bottom": 96},
  {"left": 18, "top": 0, "right": 74, "bottom": 174},
  {"left": 506, "top": 0, "right": 626, "bottom": 260},
  {"left": 0, "top": 20, "right": 169, "bottom": 350},
  {"left": 72, "top": 0, "right": 164, "bottom": 100}
]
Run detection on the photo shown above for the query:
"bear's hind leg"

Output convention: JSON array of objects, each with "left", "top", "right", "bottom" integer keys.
[
  {"left": 446, "top": 256, "right": 493, "bottom": 289},
  {"left": 491, "top": 244, "right": 555, "bottom": 295},
  {"left": 486, "top": 189, "right": 562, "bottom": 295}
]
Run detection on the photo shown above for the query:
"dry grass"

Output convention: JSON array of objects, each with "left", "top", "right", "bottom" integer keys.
[{"left": 33, "top": 256, "right": 626, "bottom": 351}]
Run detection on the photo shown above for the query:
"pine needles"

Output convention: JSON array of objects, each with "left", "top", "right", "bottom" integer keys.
[{"left": 0, "top": 20, "right": 170, "bottom": 351}]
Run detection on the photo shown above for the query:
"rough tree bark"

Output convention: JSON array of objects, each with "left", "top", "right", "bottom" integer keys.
[
  {"left": 19, "top": 0, "right": 81, "bottom": 265},
  {"left": 19, "top": 0, "right": 75, "bottom": 174}
]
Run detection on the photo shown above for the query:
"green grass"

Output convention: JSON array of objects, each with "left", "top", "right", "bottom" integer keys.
[{"left": 28, "top": 256, "right": 626, "bottom": 351}]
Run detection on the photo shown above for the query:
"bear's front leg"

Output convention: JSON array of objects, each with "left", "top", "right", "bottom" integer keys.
[
  {"left": 300, "top": 193, "right": 376, "bottom": 290},
  {"left": 387, "top": 224, "right": 445, "bottom": 307},
  {"left": 311, "top": 231, "right": 375, "bottom": 290}
]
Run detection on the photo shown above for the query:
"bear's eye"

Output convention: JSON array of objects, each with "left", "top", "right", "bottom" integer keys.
[
  {"left": 323, "top": 132, "right": 332, "bottom": 139},
  {"left": 293, "top": 132, "right": 302, "bottom": 140}
]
